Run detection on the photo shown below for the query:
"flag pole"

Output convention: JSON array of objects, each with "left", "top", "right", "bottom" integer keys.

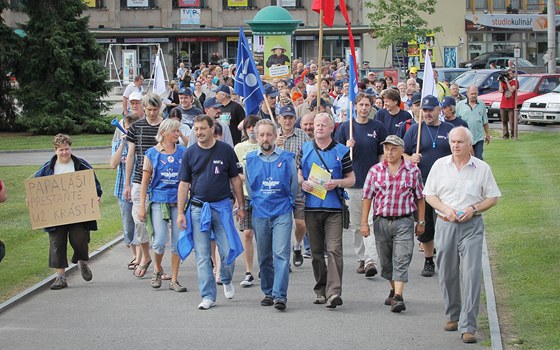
[
  {"left": 317, "top": 9, "right": 324, "bottom": 109},
  {"left": 349, "top": 102, "right": 354, "bottom": 159},
  {"left": 416, "top": 110, "right": 423, "bottom": 154},
  {"left": 262, "top": 93, "right": 274, "bottom": 119}
]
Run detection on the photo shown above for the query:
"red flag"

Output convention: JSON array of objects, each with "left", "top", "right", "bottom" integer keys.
[
  {"left": 312, "top": 0, "right": 335, "bottom": 27},
  {"left": 339, "top": 0, "right": 358, "bottom": 77}
]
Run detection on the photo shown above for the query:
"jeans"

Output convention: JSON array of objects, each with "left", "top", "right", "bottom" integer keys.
[
  {"left": 191, "top": 205, "right": 235, "bottom": 301},
  {"left": 472, "top": 140, "right": 484, "bottom": 160},
  {"left": 151, "top": 203, "right": 180, "bottom": 255},
  {"left": 253, "top": 213, "right": 293, "bottom": 302},
  {"left": 118, "top": 199, "right": 136, "bottom": 246}
]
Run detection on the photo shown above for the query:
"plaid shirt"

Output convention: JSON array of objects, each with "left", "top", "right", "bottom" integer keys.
[
  {"left": 283, "top": 128, "right": 310, "bottom": 168},
  {"left": 112, "top": 139, "right": 131, "bottom": 200},
  {"left": 362, "top": 159, "right": 424, "bottom": 217}
]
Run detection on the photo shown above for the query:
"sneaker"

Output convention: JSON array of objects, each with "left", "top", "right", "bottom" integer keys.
[
  {"left": 274, "top": 300, "right": 286, "bottom": 311},
  {"left": 151, "top": 271, "right": 162, "bottom": 289},
  {"left": 261, "top": 296, "right": 274, "bottom": 306},
  {"left": 50, "top": 276, "right": 68, "bottom": 290},
  {"left": 223, "top": 282, "right": 235, "bottom": 299},
  {"left": 384, "top": 289, "right": 395, "bottom": 306},
  {"left": 303, "top": 250, "right": 312, "bottom": 259},
  {"left": 390, "top": 294, "right": 406, "bottom": 313},
  {"left": 79, "top": 263, "right": 92, "bottom": 282},
  {"left": 326, "top": 294, "right": 343, "bottom": 309},
  {"left": 364, "top": 261, "right": 378, "bottom": 278},
  {"left": 240, "top": 272, "right": 254, "bottom": 287},
  {"left": 313, "top": 295, "right": 327, "bottom": 304},
  {"left": 421, "top": 260, "right": 435, "bottom": 277},
  {"left": 169, "top": 280, "right": 187, "bottom": 292},
  {"left": 444, "top": 321, "right": 459, "bottom": 331},
  {"left": 198, "top": 298, "right": 216, "bottom": 310},
  {"left": 293, "top": 249, "right": 304, "bottom": 267},
  {"left": 356, "top": 260, "right": 365, "bottom": 274}
]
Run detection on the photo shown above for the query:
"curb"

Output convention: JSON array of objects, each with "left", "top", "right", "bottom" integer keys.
[
  {"left": 0, "top": 146, "right": 110, "bottom": 154},
  {"left": 0, "top": 235, "right": 123, "bottom": 315},
  {"left": 483, "top": 234, "right": 503, "bottom": 350}
]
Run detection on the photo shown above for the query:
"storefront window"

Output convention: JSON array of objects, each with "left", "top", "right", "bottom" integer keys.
[
  {"left": 493, "top": 0, "right": 505, "bottom": 10},
  {"left": 526, "top": 0, "right": 540, "bottom": 12},
  {"left": 474, "top": 0, "right": 488, "bottom": 9}
]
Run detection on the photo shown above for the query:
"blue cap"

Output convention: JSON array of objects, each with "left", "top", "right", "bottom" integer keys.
[
  {"left": 334, "top": 80, "right": 345, "bottom": 87},
  {"left": 279, "top": 104, "right": 296, "bottom": 117},
  {"left": 179, "top": 87, "right": 193, "bottom": 96},
  {"left": 213, "top": 84, "right": 231, "bottom": 94},
  {"left": 421, "top": 95, "right": 440, "bottom": 110},
  {"left": 203, "top": 97, "right": 221, "bottom": 109},
  {"left": 411, "top": 92, "right": 422, "bottom": 105},
  {"left": 264, "top": 83, "right": 279, "bottom": 97},
  {"left": 365, "top": 87, "right": 377, "bottom": 96},
  {"left": 441, "top": 96, "right": 456, "bottom": 108}
]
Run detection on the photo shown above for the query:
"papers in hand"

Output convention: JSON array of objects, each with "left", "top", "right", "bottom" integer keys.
[
  {"left": 162, "top": 98, "right": 172, "bottom": 105},
  {"left": 308, "top": 163, "right": 331, "bottom": 200}
]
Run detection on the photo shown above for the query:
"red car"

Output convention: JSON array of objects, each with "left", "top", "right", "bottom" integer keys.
[{"left": 478, "top": 74, "right": 560, "bottom": 122}]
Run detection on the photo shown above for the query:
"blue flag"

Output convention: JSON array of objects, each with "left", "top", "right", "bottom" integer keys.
[
  {"left": 233, "top": 28, "right": 264, "bottom": 116},
  {"left": 348, "top": 54, "right": 359, "bottom": 119}
]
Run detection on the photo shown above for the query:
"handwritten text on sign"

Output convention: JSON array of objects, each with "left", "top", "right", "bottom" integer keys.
[{"left": 25, "top": 170, "right": 101, "bottom": 230}]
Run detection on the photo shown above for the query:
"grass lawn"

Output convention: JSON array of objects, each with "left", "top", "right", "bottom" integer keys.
[
  {"left": 484, "top": 131, "right": 560, "bottom": 349},
  {"left": 0, "top": 133, "right": 112, "bottom": 151},
  {"left": 0, "top": 164, "right": 121, "bottom": 303}
]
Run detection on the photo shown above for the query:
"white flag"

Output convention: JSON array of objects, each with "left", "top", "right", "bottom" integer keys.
[
  {"left": 153, "top": 55, "right": 166, "bottom": 96},
  {"left": 421, "top": 50, "right": 438, "bottom": 100}
]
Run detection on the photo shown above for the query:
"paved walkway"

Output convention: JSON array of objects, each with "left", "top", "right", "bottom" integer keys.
[{"left": 0, "top": 232, "right": 485, "bottom": 349}]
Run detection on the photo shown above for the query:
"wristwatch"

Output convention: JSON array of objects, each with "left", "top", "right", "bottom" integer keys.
[
  {"left": 417, "top": 220, "right": 426, "bottom": 226},
  {"left": 471, "top": 205, "right": 478, "bottom": 215}
]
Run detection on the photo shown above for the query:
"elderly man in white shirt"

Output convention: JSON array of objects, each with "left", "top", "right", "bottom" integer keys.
[{"left": 423, "top": 126, "right": 501, "bottom": 345}]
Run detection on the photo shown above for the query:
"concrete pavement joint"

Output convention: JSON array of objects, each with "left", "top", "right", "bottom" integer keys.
[
  {"left": 0, "top": 235, "right": 123, "bottom": 315},
  {"left": 483, "top": 234, "right": 503, "bottom": 350}
]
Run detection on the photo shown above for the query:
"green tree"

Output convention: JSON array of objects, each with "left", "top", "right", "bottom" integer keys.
[
  {"left": 16, "top": 0, "right": 109, "bottom": 134},
  {"left": 365, "top": 0, "right": 442, "bottom": 49},
  {"left": 0, "top": 0, "right": 22, "bottom": 130}
]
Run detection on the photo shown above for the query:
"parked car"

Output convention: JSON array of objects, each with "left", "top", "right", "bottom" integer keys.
[
  {"left": 478, "top": 74, "right": 560, "bottom": 122},
  {"left": 459, "top": 52, "right": 513, "bottom": 69},
  {"left": 451, "top": 69, "right": 527, "bottom": 96},
  {"left": 418, "top": 68, "right": 469, "bottom": 84},
  {"left": 519, "top": 84, "right": 560, "bottom": 124},
  {"left": 485, "top": 57, "right": 535, "bottom": 69}
]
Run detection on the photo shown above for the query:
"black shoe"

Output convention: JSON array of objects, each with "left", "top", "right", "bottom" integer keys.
[
  {"left": 421, "top": 260, "right": 435, "bottom": 277},
  {"left": 293, "top": 249, "right": 303, "bottom": 267},
  {"left": 364, "top": 261, "right": 378, "bottom": 278},
  {"left": 274, "top": 300, "right": 286, "bottom": 311},
  {"left": 326, "top": 294, "right": 343, "bottom": 309},
  {"left": 384, "top": 289, "right": 395, "bottom": 306},
  {"left": 261, "top": 296, "right": 274, "bottom": 306},
  {"left": 390, "top": 294, "right": 406, "bottom": 313}
]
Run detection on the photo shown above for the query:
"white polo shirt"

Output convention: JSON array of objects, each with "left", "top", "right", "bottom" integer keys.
[{"left": 423, "top": 155, "right": 501, "bottom": 215}]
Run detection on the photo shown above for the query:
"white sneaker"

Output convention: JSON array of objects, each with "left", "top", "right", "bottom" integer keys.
[
  {"left": 198, "top": 299, "right": 216, "bottom": 310},
  {"left": 223, "top": 282, "right": 235, "bottom": 299}
]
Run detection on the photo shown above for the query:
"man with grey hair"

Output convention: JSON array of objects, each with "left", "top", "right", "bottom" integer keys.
[
  {"left": 245, "top": 118, "right": 298, "bottom": 310},
  {"left": 124, "top": 93, "right": 163, "bottom": 278},
  {"left": 424, "top": 126, "right": 501, "bottom": 344},
  {"left": 122, "top": 75, "right": 144, "bottom": 115},
  {"left": 456, "top": 85, "right": 490, "bottom": 160}
]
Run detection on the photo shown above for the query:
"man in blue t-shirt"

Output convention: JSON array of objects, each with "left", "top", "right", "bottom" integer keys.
[
  {"left": 441, "top": 97, "right": 469, "bottom": 129},
  {"left": 173, "top": 87, "right": 203, "bottom": 129},
  {"left": 177, "top": 115, "right": 244, "bottom": 310},
  {"left": 335, "top": 92, "right": 386, "bottom": 278},
  {"left": 403, "top": 95, "right": 454, "bottom": 278},
  {"left": 375, "top": 88, "right": 411, "bottom": 135}
]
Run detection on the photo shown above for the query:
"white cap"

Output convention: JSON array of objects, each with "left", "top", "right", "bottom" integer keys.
[{"left": 129, "top": 91, "right": 143, "bottom": 101}]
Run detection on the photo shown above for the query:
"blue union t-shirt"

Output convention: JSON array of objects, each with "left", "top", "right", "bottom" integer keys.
[
  {"left": 403, "top": 121, "right": 455, "bottom": 182},
  {"left": 179, "top": 141, "right": 241, "bottom": 202},
  {"left": 375, "top": 108, "right": 412, "bottom": 136},
  {"left": 334, "top": 119, "right": 386, "bottom": 188}
]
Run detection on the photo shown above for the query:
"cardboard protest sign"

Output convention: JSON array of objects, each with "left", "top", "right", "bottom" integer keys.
[{"left": 25, "top": 169, "right": 101, "bottom": 230}]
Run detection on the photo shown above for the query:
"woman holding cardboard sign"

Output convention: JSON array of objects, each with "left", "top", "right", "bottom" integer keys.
[
  {"left": 33, "top": 134, "right": 102, "bottom": 290},
  {"left": 138, "top": 119, "right": 188, "bottom": 292}
]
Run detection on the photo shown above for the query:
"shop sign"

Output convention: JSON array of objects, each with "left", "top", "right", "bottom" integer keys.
[
  {"left": 127, "top": 0, "right": 149, "bottom": 7},
  {"left": 181, "top": 9, "right": 201, "bottom": 25},
  {"left": 179, "top": 0, "right": 201, "bottom": 6},
  {"left": 465, "top": 14, "right": 560, "bottom": 31},
  {"left": 96, "top": 38, "right": 117, "bottom": 44},
  {"left": 124, "top": 38, "right": 169, "bottom": 43},
  {"left": 227, "top": 0, "right": 248, "bottom": 7},
  {"left": 177, "top": 37, "right": 220, "bottom": 42}
]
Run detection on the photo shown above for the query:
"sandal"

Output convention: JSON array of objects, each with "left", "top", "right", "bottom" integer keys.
[
  {"left": 161, "top": 272, "right": 171, "bottom": 281},
  {"left": 133, "top": 260, "right": 152, "bottom": 278},
  {"left": 127, "top": 259, "right": 139, "bottom": 270}
]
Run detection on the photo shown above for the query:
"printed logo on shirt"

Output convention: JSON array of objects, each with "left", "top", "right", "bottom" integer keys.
[
  {"left": 262, "top": 177, "right": 281, "bottom": 195},
  {"left": 213, "top": 160, "right": 224, "bottom": 165},
  {"left": 368, "top": 130, "right": 378, "bottom": 139}
]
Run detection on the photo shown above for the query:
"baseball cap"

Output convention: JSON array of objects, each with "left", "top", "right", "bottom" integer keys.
[
  {"left": 213, "top": 84, "right": 231, "bottom": 94},
  {"left": 381, "top": 135, "right": 405, "bottom": 148},
  {"left": 409, "top": 67, "right": 419, "bottom": 74},
  {"left": 203, "top": 97, "right": 221, "bottom": 109},
  {"left": 310, "top": 98, "right": 332, "bottom": 110},
  {"left": 179, "top": 87, "right": 193, "bottom": 96},
  {"left": 421, "top": 95, "right": 440, "bottom": 110},
  {"left": 410, "top": 92, "right": 422, "bottom": 105},
  {"left": 441, "top": 96, "right": 456, "bottom": 108},
  {"left": 129, "top": 91, "right": 143, "bottom": 101},
  {"left": 365, "top": 87, "right": 377, "bottom": 96},
  {"left": 264, "top": 84, "right": 279, "bottom": 98},
  {"left": 279, "top": 105, "right": 296, "bottom": 117}
]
